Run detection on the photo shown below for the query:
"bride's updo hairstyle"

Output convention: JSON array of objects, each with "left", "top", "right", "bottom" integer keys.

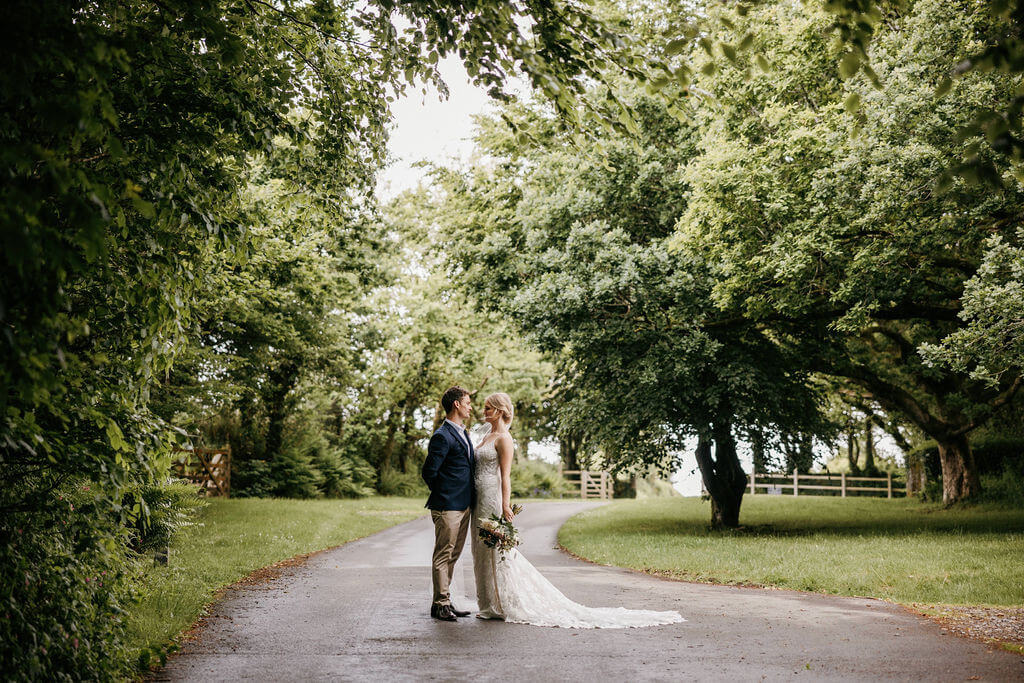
[{"left": 484, "top": 392, "right": 514, "bottom": 426}]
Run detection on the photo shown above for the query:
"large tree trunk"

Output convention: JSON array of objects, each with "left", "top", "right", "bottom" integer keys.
[
  {"left": 694, "top": 420, "right": 747, "bottom": 529},
  {"left": 937, "top": 433, "right": 981, "bottom": 503},
  {"left": 862, "top": 416, "right": 878, "bottom": 476},
  {"left": 379, "top": 406, "right": 400, "bottom": 476},
  {"left": 264, "top": 361, "right": 298, "bottom": 459},
  {"left": 560, "top": 431, "right": 581, "bottom": 471},
  {"left": 397, "top": 401, "right": 416, "bottom": 473},
  {"left": 847, "top": 425, "right": 861, "bottom": 474}
]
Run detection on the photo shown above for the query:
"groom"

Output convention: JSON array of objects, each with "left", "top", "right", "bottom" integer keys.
[{"left": 421, "top": 386, "right": 476, "bottom": 621}]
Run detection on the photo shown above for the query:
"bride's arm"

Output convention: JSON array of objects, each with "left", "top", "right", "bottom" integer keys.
[{"left": 496, "top": 434, "right": 515, "bottom": 522}]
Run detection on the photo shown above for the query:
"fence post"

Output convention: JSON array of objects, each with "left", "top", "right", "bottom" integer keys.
[
  {"left": 841, "top": 472, "right": 847, "bottom": 498},
  {"left": 887, "top": 471, "right": 893, "bottom": 499},
  {"left": 581, "top": 471, "right": 589, "bottom": 499},
  {"left": 750, "top": 470, "right": 756, "bottom": 495},
  {"left": 793, "top": 469, "right": 799, "bottom": 496}
]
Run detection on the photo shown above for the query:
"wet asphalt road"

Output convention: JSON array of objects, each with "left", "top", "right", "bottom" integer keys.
[{"left": 156, "top": 501, "right": 1023, "bottom": 682}]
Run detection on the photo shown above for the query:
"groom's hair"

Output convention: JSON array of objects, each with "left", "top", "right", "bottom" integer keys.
[{"left": 441, "top": 386, "right": 469, "bottom": 414}]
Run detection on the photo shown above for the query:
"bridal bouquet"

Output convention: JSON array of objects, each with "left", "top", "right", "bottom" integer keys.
[{"left": 478, "top": 504, "right": 524, "bottom": 556}]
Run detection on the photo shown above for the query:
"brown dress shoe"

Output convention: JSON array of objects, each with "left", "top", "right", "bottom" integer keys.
[
  {"left": 450, "top": 606, "right": 471, "bottom": 617},
  {"left": 430, "top": 604, "right": 457, "bottom": 621}
]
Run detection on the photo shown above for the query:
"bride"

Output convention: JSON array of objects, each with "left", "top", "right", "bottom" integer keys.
[{"left": 470, "top": 392, "right": 684, "bottom": 629}]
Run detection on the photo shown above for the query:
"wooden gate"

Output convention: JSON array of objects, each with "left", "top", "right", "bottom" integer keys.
[
  {"left": 558, "top": 466, "right": 614, "bottom": 499},
  {"left": 748, "top": 470, "right": 904, "bottom": 498},
  {"left": 173, "top": 447, "right": 231, "bottom": 497}
]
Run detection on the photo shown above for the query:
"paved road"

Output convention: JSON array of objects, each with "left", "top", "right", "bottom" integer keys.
[{"left": 157, "top": 501, "right": 1023, "bottom": 681}]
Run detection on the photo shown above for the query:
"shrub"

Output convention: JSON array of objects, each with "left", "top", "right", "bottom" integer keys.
[
  {"left": 1, "top": 482, "right": 138, "bottom": 680},
  {"left": 231, "top": 458, "right": 274, "bottom": 498},
  {"left": 510, "top": 459, "right": 569, "bottom": 498},
  {"left": 908, "top": 437, "right": 1024, "bottom": 502},
  {"left": 315, "top": 450, "right": 377, "bottom": 498},
  {"left": 121, "top": 479, "right": 208, "bottom": 554},
  {"left": 232, "top": 418, "right": 378, "bottom": 499},
  {"left": 979, "top": 470, "right": 1024, "bottom": 505},
  {"left": 378, "top": 469, "right": 429, "bottom": 497},
  {"left": 270, "top": 449, "right": 323, "bottom": 499}
]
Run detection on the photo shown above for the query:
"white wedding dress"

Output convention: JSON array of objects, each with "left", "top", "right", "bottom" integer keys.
[{"left": 470, "top": 438, "right": 685, "bottom": 628}]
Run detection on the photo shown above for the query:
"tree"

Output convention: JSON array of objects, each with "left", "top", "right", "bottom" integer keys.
[
  {"left": 674, "top": 0, "right": 1023, "bottom": 503},
  {"left": 151, "top": 137, "right": 386, "bottom": 497},
  {"left": 919, "top": 228, "right": 1024, "bottom": 389},
  {"left": 432, "top": 92, "right": 831, "bottom": 528},
  {"left": 344, "top": 189, "right": 557, "bottom": 491}
]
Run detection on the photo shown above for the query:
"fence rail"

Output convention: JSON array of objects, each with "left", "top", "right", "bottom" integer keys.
[
  {"left": 173, "top": 447, "right": 231, "bottom": 497},
  {"left": 750, "top": 470, "right": 904, "bottom": 498},
  {"left": 558, "top": 468, "right": 614, "bottom": 499}
]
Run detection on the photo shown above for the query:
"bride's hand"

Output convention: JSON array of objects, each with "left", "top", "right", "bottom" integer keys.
[{"left": 502, "top": 504, "right": 515, "bottom": 522}]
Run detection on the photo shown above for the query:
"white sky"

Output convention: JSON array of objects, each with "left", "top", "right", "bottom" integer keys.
[{"left": 375, "top": 56, "right": 496, "bottom": 201}]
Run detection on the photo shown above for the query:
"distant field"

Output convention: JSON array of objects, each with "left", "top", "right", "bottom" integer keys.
[
  {"left": 126, "top": 497, "right": 427, "bottom": 667},
  {"left": 558, "top": 497, "right": 1024, "bottom": 607}
]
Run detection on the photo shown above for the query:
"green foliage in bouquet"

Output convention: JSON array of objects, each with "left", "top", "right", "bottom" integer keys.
[{"left": 478, "top": 504, "right": 525, "bottom": 557}]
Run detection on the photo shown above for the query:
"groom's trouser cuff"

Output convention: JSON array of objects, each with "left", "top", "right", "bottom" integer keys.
[{"left": 431, "top": 508, "right": 471, "bottom": 606}]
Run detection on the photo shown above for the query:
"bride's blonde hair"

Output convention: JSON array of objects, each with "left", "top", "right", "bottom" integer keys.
[{"left": 484, "top": 392, "right": 514, "bottom": 425}]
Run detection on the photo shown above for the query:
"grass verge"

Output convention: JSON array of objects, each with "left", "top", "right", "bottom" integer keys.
[
  {"left": 125, "top": 496, "right": 427, "bottom": 669},
  {"left": 558, "top": 496, "right": 1024, "bottom": 650}
]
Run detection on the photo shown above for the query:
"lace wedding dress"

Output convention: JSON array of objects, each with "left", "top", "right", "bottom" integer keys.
[{"left": 470, "top": 439, "right": 685, "bottom": 629}]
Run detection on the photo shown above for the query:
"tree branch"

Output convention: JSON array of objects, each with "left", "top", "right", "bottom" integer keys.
[
  {"left": 952, "top": 373, "right": 1023, "bottom": 437},
  {"left": 822, "top": 359, "right": 949, "bottom": 437},
  {"left": 246, "top": 0, "right": 374, "bottom": 50}
]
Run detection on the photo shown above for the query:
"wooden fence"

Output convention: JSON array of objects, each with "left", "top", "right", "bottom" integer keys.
[
  {"left": 749, "top": 470, "right": 905, "bottom": 498},
  {"left": 558, "top": 467, "right": 614, "bottom": 499},
  {"left": 173, "top": 447, "right": 231, "bottom": 497}
]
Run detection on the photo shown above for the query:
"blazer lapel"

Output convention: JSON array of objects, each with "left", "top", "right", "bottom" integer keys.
[{"left": 445, "top": 422, "right": 469, "bottom": 459}]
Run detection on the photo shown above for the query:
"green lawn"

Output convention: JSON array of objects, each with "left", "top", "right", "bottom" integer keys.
[
  {"left": 126, "top": 496, "right": 427, "bottom": 667},
  {"left": 558, "top": 496, "right": 1024, "bottom": 607}
]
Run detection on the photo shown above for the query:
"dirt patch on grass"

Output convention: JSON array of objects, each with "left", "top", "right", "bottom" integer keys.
[{"left": 914, "top": 604, "right": 1024, "bottom": 654}]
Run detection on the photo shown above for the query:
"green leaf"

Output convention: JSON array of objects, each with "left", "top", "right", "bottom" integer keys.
[
  {"left": 844, "top": 92, "right": 861, "bottom": 113},
  {"left": 131, "top": 197, "right": 156, "bottom": 219},
  {"left": 666, "top": 38, "right": 689, "bottom": 56},
  {"left": 934, "top": 76, "right": 953, "bottom": 98},
  {"left": 839, "top": 52, "right": 860, "bottom": 79}
]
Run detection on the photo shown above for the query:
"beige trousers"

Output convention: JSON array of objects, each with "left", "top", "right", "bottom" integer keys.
[{"left": 430, "top": 508, "right": 471, "bottom": 607}]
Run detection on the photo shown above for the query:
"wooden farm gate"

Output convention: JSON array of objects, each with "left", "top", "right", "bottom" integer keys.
[
  {"left": 558, "top": 465, "right": 614, "bottom": 499},
  {"left": 173, "top": 447, "right": 231, "bottom": 497},
  {"left": 749, "top": 470, "right": 905, "bottom": 498}
]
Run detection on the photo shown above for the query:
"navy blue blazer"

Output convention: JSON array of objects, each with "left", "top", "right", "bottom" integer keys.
[{"left": 421, "top": 421, "right": 475, "bottom": 511}]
